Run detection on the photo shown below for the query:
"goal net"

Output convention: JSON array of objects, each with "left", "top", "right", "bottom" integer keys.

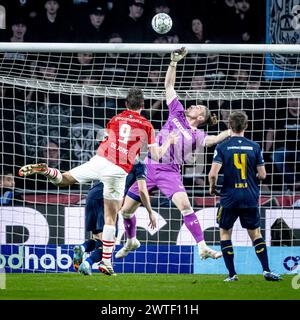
[{"left": 0, "top": 43, "right": 299, "bottom": 274}]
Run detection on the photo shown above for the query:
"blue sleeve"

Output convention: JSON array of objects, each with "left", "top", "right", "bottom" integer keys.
[
  {"left": 134, "top": 162, "right": 147, "bottom": 180},
  {"left": 256, "top": 144, "right": 265, "bottom": 166},
  {"left": 212, "top": 144, "right": 223, "bottom": 164},
  {"left": 124, "top": 162, "right": 147, "bottom": 195}
]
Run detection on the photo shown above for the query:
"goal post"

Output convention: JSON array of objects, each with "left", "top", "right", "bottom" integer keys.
[{"left": 0, "top": 43, "right": 299, "bottom": 274}]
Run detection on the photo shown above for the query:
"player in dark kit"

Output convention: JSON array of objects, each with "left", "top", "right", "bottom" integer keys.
[
  {"left": 73, "top": 159, "right": 154, "bottom": 275},
  {"left": 208, "top": 111, "right": 282, "bottom": 282}
]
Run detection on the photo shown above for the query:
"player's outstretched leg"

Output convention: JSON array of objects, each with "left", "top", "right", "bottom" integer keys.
[
  {"left": 18, "top": 163, "right": 49, "bottom": 177},
  {"left": 19, "top": 163, "right": 63, "bottom": 185}
]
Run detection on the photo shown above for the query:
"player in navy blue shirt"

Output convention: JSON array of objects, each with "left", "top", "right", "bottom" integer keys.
[
  {"left": 73, "top": 159, "right": 156, "bottom": 275},
  {"left": 209, "top": 111, "right": 282, "bottom": 282}
]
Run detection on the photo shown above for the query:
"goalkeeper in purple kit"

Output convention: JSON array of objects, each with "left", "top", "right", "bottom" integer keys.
[{"left": 116, "top": 47, "right": 233, "bottom": 260}]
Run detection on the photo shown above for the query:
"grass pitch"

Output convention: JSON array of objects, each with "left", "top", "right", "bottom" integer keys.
[{"left": 0, "top": 273, "right": 299, "bottom": 300}]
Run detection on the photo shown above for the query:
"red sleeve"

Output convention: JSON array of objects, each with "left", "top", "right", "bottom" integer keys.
[
  {"left": 147, "top": 123, "right": 157, "bottom": 146},
  {"left": 106, "top": 118, "right": 113, "bottom": 129}
]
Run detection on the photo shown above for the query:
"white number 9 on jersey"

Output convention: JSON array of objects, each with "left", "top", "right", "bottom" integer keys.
[{"left": 118, "top": 124, "right": 132, "bottom": 144}]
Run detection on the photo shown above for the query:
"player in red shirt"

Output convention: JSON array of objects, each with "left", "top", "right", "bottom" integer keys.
[{"left": 19, "top": 88, "right": 178, "bottom": 275}]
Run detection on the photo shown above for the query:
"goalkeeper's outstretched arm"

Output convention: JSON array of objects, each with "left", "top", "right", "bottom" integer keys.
[{"left": 165, "top": 47, "right": 188, "bottom": 105}]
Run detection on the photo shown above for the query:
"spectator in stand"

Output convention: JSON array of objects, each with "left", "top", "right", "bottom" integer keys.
[
  {"left": 32, "top": 0, "right": 71, "bottom": 42},
  {"left": 0, "top": 169, "right": 15, "bottom": 189},
  {"left": 1, "top": 17, "right": 32, "bottom": 77},
  {"left": 142, "top": 67, "right": 167, "bottom": 129},
  {"left": 1, "top": 15, "right": 29, "bottom": 44},
  {"left": 38, "top": 140, "right": 72, "bottom": 172},
  {"left": 0, "top": 4, "right": 5, "bottom": 40},
  {"left": 166, "top": 32, "right": 180, "bottom": 44},
  {"left": 0, "top": 168, "right": 14, "bottom": 205},
  {"left": 220, "top": 0, "right": 260, "bottom": 43},
  {"left": 102, "top": 33, "right": 128, "bottom": 85},
  {"left": 77, "top": 71, "right": 98, "bottom": 108},
  {"left": 8, "top": 17, "right": 28, "bottom": 42},
  {"left": 26, "top": 61, "right": 59, "bottom": 102},
  {"left": 68, "top": 0, "right": 94, "bottom": 32},
  {"left": 0, "top": 166, "right": 22, "bottom": 205},
  {"left": 246, "top": 78, "right": 261, "bottom": 91},
  {"left": 203, "top": 51, "right": 227, "bottom": 90},
  {"left": 231, "top": 68, "right": 249, "bottom": 90},
  {"left": 116, "top": 0, "right": 148, "bottom": 43},
  {"left": 69, "top": 52, "right": 97, "bottom": 83},
  {"left": 186, "top": 16, "right": 207, "bottom": 43},
  {"left": 265, "top": 98, "right": 300, "bottom": 192},
  {"left": 75, "top": 4, "right": 108, "bottom": 42},
  {"left": 138, "top": 34, "right": 169, "bottom": 89},
  {"left": 69, "top": 52, "right": 107, "bottom": 127},
  {"left": 40, "top": 141, "right": 62, "bottom": 169},
  {"left": 190, "top": 72, "right": 207, "bottom": 91},
  {"left": 153, "top": 0, "right": 171, "bottom": 14},
  {"left": 27, "top": 140, "right": 74, "bottom": 191},
  {"left": 2, "top": 0, "right": 38, "bottom": 27}
]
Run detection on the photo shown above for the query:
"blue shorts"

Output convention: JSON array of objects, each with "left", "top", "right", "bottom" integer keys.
[
  {"left": 85, "top": 184, "right": 105, "bottom": 234},
  {"left": 85, "top": 183, "right": 118, "bottom": 236},
  {"left": 216, "top": 206, "right": 260, "bottom": 230}
]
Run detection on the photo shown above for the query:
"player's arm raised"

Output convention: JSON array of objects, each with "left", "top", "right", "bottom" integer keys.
[{"left": 165, "top": 47, "right": 188, "bottom": 105}]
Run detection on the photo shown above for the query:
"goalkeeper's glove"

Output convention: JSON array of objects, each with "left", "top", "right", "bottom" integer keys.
[{"left": 170, "top": 47, "right": 188, "bottom": 67}]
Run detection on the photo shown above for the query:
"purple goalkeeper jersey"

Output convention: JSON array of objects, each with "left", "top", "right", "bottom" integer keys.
[{"left": 147, "top": 97, "right": 207, "bottom": 172}]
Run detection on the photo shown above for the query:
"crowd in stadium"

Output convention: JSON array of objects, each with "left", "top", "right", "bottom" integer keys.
[{"left": 0, "top": 0, "right": 264, "bottom": 44}]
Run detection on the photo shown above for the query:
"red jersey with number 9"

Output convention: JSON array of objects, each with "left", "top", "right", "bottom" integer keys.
[{"left": 97, "top": 109, "right": 157, "bottom": 173}]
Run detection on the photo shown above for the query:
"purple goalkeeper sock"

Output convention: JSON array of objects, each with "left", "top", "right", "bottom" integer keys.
[
  {"left": 123, "top": 215, "right": 137, "bottom": 239},
  {"left": 183, "top": 212, "right": 204, "bottom": 243}
]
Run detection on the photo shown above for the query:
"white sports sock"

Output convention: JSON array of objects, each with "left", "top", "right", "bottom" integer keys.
[
  {"left": 126, "top": 237, "right": 137, "bottom": 246},
  {"left": 198, "top": 240, "right": 207, "bottom": 251},
  {"left": 45, "top": 168, "right": 63, "bottom": 185},
  {"left": 102, "top": 225, "right": 116, "bottom": 265}
]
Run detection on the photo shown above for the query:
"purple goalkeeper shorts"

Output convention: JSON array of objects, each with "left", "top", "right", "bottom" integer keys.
[{"left": 127, "top": 162, "right": 186, "bottom": 201}]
